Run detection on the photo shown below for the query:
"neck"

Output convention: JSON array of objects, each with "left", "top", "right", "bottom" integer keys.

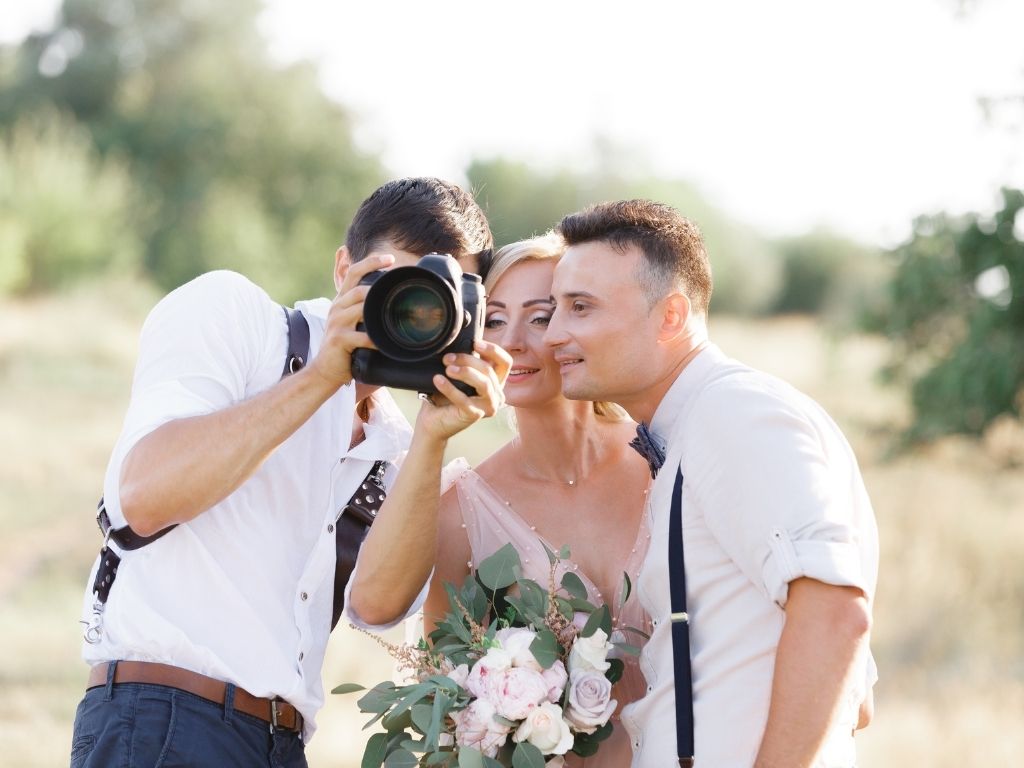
[
  {"left": 619, "top": 338, "right": 709, "bottom": 425},
  {"left": 512, "top": 398, "right": 613, "bottom": 483}
]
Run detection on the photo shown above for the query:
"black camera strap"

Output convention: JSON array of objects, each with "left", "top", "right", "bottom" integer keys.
[{"left": 86, "top": 306, "right": 311, "bottom": 640}]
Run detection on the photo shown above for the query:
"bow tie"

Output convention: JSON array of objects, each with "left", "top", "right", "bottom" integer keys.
[{"left": 629, "top": 422, "right": 665, "bottom": 478}]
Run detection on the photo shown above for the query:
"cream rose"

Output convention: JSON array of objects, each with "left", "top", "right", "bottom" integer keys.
[
  {"left": 563, "top": 669, "right": 617, "bottom": 734},
  {"left": 568, "top": 628, "right": 612, "bottom": 674},
  {"left": 513, "top": 702, "right": 574, "bottom": 755},
  {"left": 451, "top": 698, "right": 511, "bottom": 758}
]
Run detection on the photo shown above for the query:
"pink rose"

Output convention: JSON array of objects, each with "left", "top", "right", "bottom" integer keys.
[
  {"left": 494, "top": 627, "right": 542, "bottom": 671},
  {"left": 447, "top": 663, "right": 470, "bottom": 689},
  {"left": 451, "top": 699, "right": 511, "bottom": 758},
  {"left": 563, "top": 670, "right": 616, "bottom": 734},
  {"left": 540, "top": 659, "right": 568, "bottom": 704},
  {"left": 513, "top": 701, "right": 574, "bottom": 755},
  {"left": 465, "top": 647, "right": 512, "bottom": 702},
  {"left": 492, "top": 666, "right": 549, "bottom": 721}
]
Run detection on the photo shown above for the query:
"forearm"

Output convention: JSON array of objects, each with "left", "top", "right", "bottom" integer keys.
[
  {"left": 754, "top": 578, "right": 872, "bottom": 768},
  {"left": 347, "top": 428, "right": 447, "bottom": 625},
  {"left": 119, "top": 365, "right": 342, "bottom": 535}
]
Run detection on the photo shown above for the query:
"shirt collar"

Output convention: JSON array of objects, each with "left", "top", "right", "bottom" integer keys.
[
  {"left": 345, "top": 387, "right": 413, "bottom": 463},
  {"left": 648, "top": 342, "right": 727, "bottom": 450}
]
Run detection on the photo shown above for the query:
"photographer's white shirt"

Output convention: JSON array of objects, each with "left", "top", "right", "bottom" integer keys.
[
  {"left": 620, "top": 343, "right": 878, "bottom": 767},
  {"left": 79, "top": 270, "right": 425, "bottom": 741}
]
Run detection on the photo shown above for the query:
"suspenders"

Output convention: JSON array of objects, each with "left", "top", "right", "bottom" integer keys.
[{"left": 669, "top": 468, "right": 695, "bottom": 766}]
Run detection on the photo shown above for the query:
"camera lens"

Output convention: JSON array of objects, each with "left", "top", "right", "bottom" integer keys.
[{"left": 384, "top": 281, "right": 449, "bottom": 349}]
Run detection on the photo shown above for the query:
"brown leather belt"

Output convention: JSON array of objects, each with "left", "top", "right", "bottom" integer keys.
[{"left": 87, "top": 661, "right": 303, "bottom": 734}]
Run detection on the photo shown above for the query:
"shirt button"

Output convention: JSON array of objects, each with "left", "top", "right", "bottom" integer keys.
[
  {"left": 300, "top": 592, "right": 308, "bottom": 601},
  {"left": 327, "top": 524, "right": 335, "bottom": 533}
]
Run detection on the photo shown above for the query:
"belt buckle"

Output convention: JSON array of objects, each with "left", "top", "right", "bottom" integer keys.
[{"left": 269, "top": 699, "right": 281, "bottom": 733}]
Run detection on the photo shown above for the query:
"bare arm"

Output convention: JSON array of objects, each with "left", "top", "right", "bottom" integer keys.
[
  {"left": 120, "top": 254, "right": 393, "bottom": 536},
  {"left": 347, "top": 340, "right": 510, "bottom": 626},
  {"left": 422, "top": 489, "right": 473, "bottom": 637},
  {"left": 754, "top": 578, "right": 872, "bottom": 768}
]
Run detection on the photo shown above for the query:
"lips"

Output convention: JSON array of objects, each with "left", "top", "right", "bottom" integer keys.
[{"left": 554, "top": 355, "right": 583, "bottom": 371}]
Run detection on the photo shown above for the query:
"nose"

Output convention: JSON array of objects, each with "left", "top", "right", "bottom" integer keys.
[
  {"left": 497, "top": 321, "right": 527, "bottom": 354},
  {"left": 544, "top": 308, "right": 566, "bottom": 350}
]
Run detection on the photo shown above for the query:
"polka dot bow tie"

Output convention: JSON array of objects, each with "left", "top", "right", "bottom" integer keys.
[{"left": 629, "top": 422, "right": 665, "bottom": 478}]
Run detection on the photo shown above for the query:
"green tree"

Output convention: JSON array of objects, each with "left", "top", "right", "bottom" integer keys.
[
  {"left": 869, "top": 188, "right": 1024, "bottom": 440},
  {"left": 0, "top": 0, "right": 384, "bottom": 302}
]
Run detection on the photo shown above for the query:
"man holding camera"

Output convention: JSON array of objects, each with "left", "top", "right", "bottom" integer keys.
[{"left": 70, "top": 178, "right": 510, "bottom": 768}]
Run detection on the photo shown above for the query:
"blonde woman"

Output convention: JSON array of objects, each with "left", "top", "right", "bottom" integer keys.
[{"left": 425, "top": 233, "right": 653, "bottom": 766}]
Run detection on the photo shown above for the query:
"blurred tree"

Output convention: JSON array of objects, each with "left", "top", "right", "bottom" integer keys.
[
  {"left": 0, "top": 0, "right": 384, "bottom": 301},
  {"left": 0, "top": 109, "right": 142, "bottom": 294},
  {"left": 770, "top": 230, "right": 887, "bottom": 323},
  {"left": 867, "top": 188, "right": 1024, "bottom": 441},
  {"left": 467, "top": 155, "right": 782, "bottom": 315}
]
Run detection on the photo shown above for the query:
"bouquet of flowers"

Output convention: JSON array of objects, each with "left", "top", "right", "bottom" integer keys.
[{"left": 334, "top": 542, "right": 642, "bottom": 767}]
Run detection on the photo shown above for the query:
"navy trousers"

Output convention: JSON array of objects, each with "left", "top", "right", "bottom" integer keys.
[{"left": 70, "top": 662, "right": 307, "bottom": 768}]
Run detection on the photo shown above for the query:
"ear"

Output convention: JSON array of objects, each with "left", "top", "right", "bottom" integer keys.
[
  {"left": 657, "top": 292, "right": 691, "bottom": 341},
  {"left": 333, "top": 246, "right": 352, "bottom": 293}
]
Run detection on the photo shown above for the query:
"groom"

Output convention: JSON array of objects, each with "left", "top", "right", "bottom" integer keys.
[{"left": 544, "top": 200, "right": 878, "bottom": 767}]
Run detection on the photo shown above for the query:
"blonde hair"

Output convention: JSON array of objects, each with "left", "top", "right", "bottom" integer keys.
[{"left": 486, "top": 232, "right": 630, "bottom": 423}]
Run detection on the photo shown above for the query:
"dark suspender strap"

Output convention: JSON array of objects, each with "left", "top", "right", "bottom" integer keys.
[
  {"left": 91, "top": 305, "right": 312, "bottom": 606},
  {"left": 331, "top": 460, "right": 389, "bottom": 630},
  {"left": 669, "top": 467, "right": 695, "bottom": 766},
  {"left": 282, "top": 305, "right": 309, "bottom": 377}
]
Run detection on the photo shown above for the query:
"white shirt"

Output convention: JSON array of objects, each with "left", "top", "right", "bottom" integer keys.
[
  {"left": 79, "top": 270, "right": 424, "bottom": 741},
  {"left": 621, "top": 343, "right": 878, "bottom": 767}
]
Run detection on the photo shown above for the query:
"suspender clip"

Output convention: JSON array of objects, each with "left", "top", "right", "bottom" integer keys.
[{"left": 670, "top": 611, "right": 689, "bottom": 624}]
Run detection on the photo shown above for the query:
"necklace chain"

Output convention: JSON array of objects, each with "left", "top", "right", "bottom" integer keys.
[{"left": 513, "top": 437, "right": 578, "bottom": 486}]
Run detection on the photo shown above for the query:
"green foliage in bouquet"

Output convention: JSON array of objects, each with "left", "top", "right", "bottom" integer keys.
[{"left": 334, "top": 543, "right": 645, "bottom": 767}]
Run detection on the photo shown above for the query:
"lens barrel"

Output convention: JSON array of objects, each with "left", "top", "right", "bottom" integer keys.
[{"left": 362, "top": 265, "right": 461, "bottom": 362}]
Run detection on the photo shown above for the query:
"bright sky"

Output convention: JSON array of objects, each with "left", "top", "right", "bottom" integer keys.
[{"left": 5, "top": 0, "right": 1023, "bottom": 245}]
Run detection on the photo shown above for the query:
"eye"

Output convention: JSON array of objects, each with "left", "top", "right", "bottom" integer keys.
[
  {"left": 531, "top": 314, "right": 551, "bottom": 327},
  {"left": 571, "top": 301, "right": 588, "bottom": 313},
  {"left": 484, "top": 317, "right": 506, "bottom": 330}
]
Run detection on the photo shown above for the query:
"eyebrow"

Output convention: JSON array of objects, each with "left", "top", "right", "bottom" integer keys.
[
  {"left": 486, "top": 298, "right": 555, "bottom": 309},
  {"left": 551, "top": 291, "right": 598, "bottom": 303}
]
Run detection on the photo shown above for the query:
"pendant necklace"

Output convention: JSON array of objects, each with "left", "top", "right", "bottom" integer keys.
[{"left": 513, "top": 437, "right": 578, "bottom": 487}]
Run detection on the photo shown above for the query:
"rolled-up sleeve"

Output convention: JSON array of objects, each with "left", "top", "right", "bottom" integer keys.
[{"left": 687, "top": 376, "right": 875, "bottom": 607}]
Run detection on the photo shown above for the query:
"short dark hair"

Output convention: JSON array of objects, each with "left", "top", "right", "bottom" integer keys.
[
  {"left": 346, "top": 178, "right": 493, "bottom": 268},
  {"left": 557, "top": 200, "right": 712, "bottom": 315}
]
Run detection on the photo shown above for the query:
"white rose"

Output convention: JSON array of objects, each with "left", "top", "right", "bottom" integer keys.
[
  {"left": 495, "top": 626, "right": 543, "bottom": 671},
  {"left": 491, "top": 666, "right": 549, "bottom": 721},
  {"left": 465, "top": 647, "right": 512, "bottom": 703},
  {"left": 540, "top": 659, "right": 568, "bottom": 704},
  {"left": 450, "top": 698, "right": 511, "bottom": 758},
  {"left": 513, "top": 702, "right": 574, "bottom": 755},
  {"left": 568, "top": 628, "right": 612, "bottom": 674},
  {"left": 563, "top": 669, "right": 617, "bottom": 734}
]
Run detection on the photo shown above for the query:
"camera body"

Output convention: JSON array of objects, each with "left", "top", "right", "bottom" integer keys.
[{"left": 351, "top": 253, "right": 484, "bottom": 395}]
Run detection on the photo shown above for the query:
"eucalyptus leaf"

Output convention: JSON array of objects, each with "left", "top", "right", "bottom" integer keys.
[
  {"left": 580, "top": 604, "right": 611, "bottom": 638},
  {"left": 477, "top": 543, "right": 522, "bottom": 590},
  {"left": 457, "top": 746, "right": 485, "bottom": 768},
  {"left": 332, "top": 682, "right": 366, "bottom": 695},
  {"left": 361, "top": 732, "right": 388, "bottom": 768},
  {"left": 605, "top": 658, "right": 625, "bottom": 684},
  {"left": 410, "top": 703, "right": 433, "bottom": 735},
  {"left": 383, "top": 749, "right": 419, "bottom": 768},
  {"left": 541, "top": 541, "right": 558, "bottom": 566},
  {"left": 382, "top": 707, "right": 413, "bottom": 732},
  {"left": 554, "top": 597, "right": 575, "bottom": 620},
  {"left": 620, "top": 571, "right": 632, "bottom": 607},
  {"left": 558, "top": 544, "right": 571, "bottom": 559},
  {"left": 529, "top": 628, "right": 560, "bottom": 670},
  {"left": 560, "top": 571, "right": 588, "bottom": 600},
  {"left": 516, "top": 578, "right": 547, "bottom": 615},
  {"left": 569, "top": 597, "right": 599, "bottom": 614},
  {"left": 612, "top": 641, "right": 642, "bottom": 656},
  {"left": 511, "top": 741, "right": 546, "bottom": 768}
]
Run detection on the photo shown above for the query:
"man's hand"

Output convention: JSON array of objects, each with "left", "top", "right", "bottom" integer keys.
[
  {"left": 415, "top": 339, "right": 512, "bottom": 441},
  {"left": 310, "top": 252, "right": 394, "bottom": 389}
]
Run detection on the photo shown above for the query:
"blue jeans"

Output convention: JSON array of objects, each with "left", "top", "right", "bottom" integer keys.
[{"left": 70, "top": 663, "right": 307, "bottom": 768}]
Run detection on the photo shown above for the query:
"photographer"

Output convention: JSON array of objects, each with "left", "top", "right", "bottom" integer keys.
[{"left": 70, "top": 178, "right": 509, "bottom": 768}]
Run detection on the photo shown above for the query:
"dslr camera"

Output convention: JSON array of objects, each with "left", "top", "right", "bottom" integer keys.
[{"left": 351, "top": 253, "right": 485, "bottom": 395}]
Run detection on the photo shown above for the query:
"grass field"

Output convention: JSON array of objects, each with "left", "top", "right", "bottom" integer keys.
[{"left": 1, "top": 282, "right": 1021, "bottom": 766}]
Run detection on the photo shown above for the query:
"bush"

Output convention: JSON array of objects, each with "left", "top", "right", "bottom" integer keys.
[{"left": 0, "top": 110, "right": 142, "bottom": 295}]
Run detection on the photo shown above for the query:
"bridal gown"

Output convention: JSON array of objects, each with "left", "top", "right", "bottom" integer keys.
[{"left": 448, "top": 460, "right": 652, "bottom": 768}]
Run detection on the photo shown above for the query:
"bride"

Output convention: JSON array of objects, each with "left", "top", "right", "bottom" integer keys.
[{"left": 424, "top": 233, "right": 653, "bottom": 766}]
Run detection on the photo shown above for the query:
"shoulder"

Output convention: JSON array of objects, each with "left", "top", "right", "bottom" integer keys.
[{"left": 144, "top": 270, "right": 277, "bottom": 330}]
